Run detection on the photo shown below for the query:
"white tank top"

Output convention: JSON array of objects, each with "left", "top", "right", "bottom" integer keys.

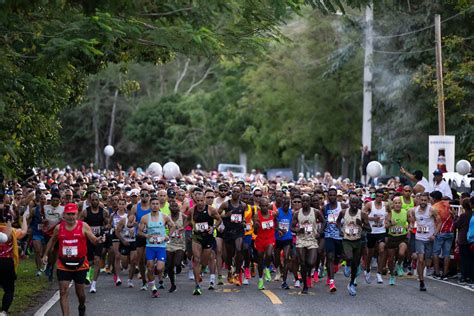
[
  {"left": 369, "top": 201, "right": 386, "bottom": 234},
  {"left": 415, "top": 205, "right": 435, "bottom": 241}
]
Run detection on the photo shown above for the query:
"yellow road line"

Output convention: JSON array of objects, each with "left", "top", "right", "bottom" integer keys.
[{"left": 262, "top": 290, "right": 283, "bottom": 304}]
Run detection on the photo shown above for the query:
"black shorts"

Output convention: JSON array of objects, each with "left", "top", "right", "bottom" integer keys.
[
  {"left": 324, "top": 238, "right": 343, "bottom": 258},
  {"left": 193, "top": 236, "right": 216, "bottom": 250},
  {"left": 367, "top": 233, "right": 387, "bottom": 249},
  {"left": 275, "top": 239, "right": 293, "bottom": 249},
  {"left": 386, "top": 235, "right": 408, "bottom": 249},
  {"left": 119, "top": 242, "right": 137, "bottom": 256},
  {"left": 57, "top": 269, "right": 87, "bottom": 284},
  {"left": 136, "top": 235, "right": 147, "bottom": 248},
  {"left": 223, "top": 231, "right": 244, "bottom": 243},
  {"left": 87, "top": 240, "right": 104, "bottom": 261}
]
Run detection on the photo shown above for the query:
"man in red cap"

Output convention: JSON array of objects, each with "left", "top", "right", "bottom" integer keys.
[{"left": 43, "top": 203, "right": 104, "bottom": 316}]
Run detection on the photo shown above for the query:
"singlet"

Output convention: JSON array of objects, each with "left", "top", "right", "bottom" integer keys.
[
  {"left": 111, "top": 211, "right": 127, "bottom": 236},
  {"left": 160, "top": 202, "right": 170, "bottom": 216},
  {"left": 0, "top": 230, "right": 13, "bottom": 259},
  {"left": 31, "top": 206, "right": 44, "bottom": 236},
  {"left": 167, "top": 213, "right": 186, "bottom": 251},
  {"left": 388, "top": 209, "right": 408, "bottom": 237},
  {"left": 120, "top": 217, "right": 137, "bottom": 242},
  {"left": 256, "top": 210, "right": 275, "bottom": 242},
  {"left": 43, "top": 204, "right": 64, "bottom": 237},
  {"left": 136, "top": 202, "right": 151, "bottom": 229},
  {"left": 222, "top": 201, "right": 245, "bottom": 235},
  {"left": 275, "top": 207, "right": 292, "bottom": 241},
  {"left": 342, "top": 209, "right": 362, "bottom": 241},
  {"left": 369, "top": 201, "right": 387, "bottom": 234},
  {"left": 401, "top": 196, "right": 414, "bottom": 212},
  {"left": 244, "top": 205, "right": 256, "bottom": 238},
  {"left": 415, "top": 206, "right": 436, "bottom": 241},
  {"left": 57, "top": 221, "right": 89, "bottom": 271},
  {"left": 192, "top": 205, "right": 214, "bottom": 238},
  {"left": 324, "top": 202, "right": 342, "bottom": 240},
  {"left": 296, "top": 208, "right": 318, "bottom": 247},
  {"left": 146, "top": 212, "right": 167, "bottom": 248},
  {"left": 85, "top": 206, "right": 105, "bottom": 236}
]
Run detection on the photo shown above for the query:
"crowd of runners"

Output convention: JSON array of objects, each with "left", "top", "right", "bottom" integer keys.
[{"left": 0, "top": 165, "right": 473, "bottom": 315}]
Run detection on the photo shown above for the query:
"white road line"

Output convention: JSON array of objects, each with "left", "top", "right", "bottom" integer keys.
[
  {"left": 34, "top": 283, "right": 72, "bottom": 316},
  {"left": 428, "top": 276, "right": 474, "bottom": 292}
]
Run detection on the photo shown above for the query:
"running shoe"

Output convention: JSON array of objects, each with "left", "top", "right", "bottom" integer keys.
[
  {"left": 347, "top": 283, "right": 356, "bottom": 296},
  {"left": 116, "top": 277, "right": 122, "bottom": 286},
  {"left": 258, "top": 279, "right": 265, "bottom": 290},
  {"left": 244, "top": 268, "right": 251, "bottom": 280},
  {"left": 364, "top": 271, "right": 372, "bottom": 284},
  {"left": 294, "top": 280, "right": 301, "bottom": 288},
  {"left": 208, "top": 281, "right": 215, "bottom": 290},
  {"left": 78, "top": 304, "right": 86, "bottom": 316},
  {"left": 441, "top": 274, "right": 449, "bottom": 281},
  {"left": 313, "top": 271, "right": 319, "bottom": 283},
  {"left": 105, "top": 266, "right": 112, "bottom": 274},
  {"left": 217, "top": 275, "right": 224, "bottom": 285},
  {"left": 152, "top": 285, "right": 158, "bottom": 296},
  {"left": 326, "top": 277, "right": 330, "bottom": 286},
  {"left": 169, "top": 284, "right": 177, "bottom": 293},
  {"left": 389, "top": 276, "right": 395, "bottom": 286},
  {"left": 243, "top": 277, "right": 249, "bottom": 285},
  {"left": 90, "top": 282, "right": 97, "bottom": 294},
  {"left": 281, "top": 281, "right": 290, "bottom": 290},
  {"left": 158, "top": 280, "right": 165, "bottom": 289},
  {"left": 274, "top": 270, "right": 281, "bottom": 281},
  {"left": 376, "top": 273, "right": 383, "bottom": 284},
  {"left": 419, "top": 282, "right": 427, "bottom": 292},
  {"left": 306, "top": 277, "right": 312, "bottom": 288},
  {"left": 188, "top": 269, "right": 195, "bottom": 280},
  {"left": 264, "top": 268, "right": 271, "bottom": 282},
  {"left": 141, "top": 283, "right": 148, "bottom": 291},
  {"left": 36, "top": 270, "right": 42, "bottom": 277},
  {"left": 344, "top": 266, "right": 351, "bottom": 278},
  {"left": 301, "top": 287, "right": 308, "bottom": 294},
  {"left": 234, "top": 274, "right": 242, "bottom": 287},
  {"left": 127, "top": 279, "right": 134, "bottom": 288},
  {"left": 397, "top": 264, "right": 404, "bottom": 277},
  {"left": 193, "top": 285, "right": 202, "bottom": 295},
  {"left": 329, "top": 281, "right": 337, "bottom": 293}
]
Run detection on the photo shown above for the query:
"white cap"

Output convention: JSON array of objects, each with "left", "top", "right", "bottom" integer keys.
[
  {"left": 128, "top": 189, "right": 140, "bottom": 197},
  {"left": 38, "top": 183, "right": 47, "bottom": 190}
]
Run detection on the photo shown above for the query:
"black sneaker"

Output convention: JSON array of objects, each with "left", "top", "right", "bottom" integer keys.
[
  {"left": 158, "top": 281, "right": 165, "bottom": 289},
  {"left": 432, "top": 273, "right": 441, "bottom": 280},
  {"left": 78, "top": 304, "right": 86, "bottom": 316},
  {"left": 169, "top": 284, "right": 177, "bottom": 293},
  {"left": 301, "top": 287, "right": 308, "bottom": 294},
  {"left": 458, "top": 278, "right": 467, "bottom": 285},
  {"left": 441, "top": 274, "right": 449, "bottom": 281},
  {"left": 281, "top": 282, "right": 290, "bottom": 290},
  {"left": 420, "top": 282, "right": 427, "bottom": 292}
]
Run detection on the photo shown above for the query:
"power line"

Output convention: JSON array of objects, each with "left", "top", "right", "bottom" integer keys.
[
  {"left": 373, "top": 48, "right": 434, "bottom": 55},
  {"left": 373, "top": 6, "right": 473, "bottom": 39}
]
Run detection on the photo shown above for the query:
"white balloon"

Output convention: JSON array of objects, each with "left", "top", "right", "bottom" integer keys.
[
  {"left": 103, "top": 145, "right": 115, "bottom": 157},
  {"left": 366, "top": 161, "right": 383, "bottom": 178},
  {"left": 456, "top": 160, "right": 471, "bottom": 176},
  {"left": 147, "top": 162, "right": 163, "bottom": 177},
  {"left": 0, "top": 232, "right": 8, "bottom": 244},
  {"left": 163, "top": 162, "right": 181, "bottom": 179}
]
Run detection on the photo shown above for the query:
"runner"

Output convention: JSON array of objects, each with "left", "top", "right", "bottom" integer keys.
[
  {"left": 385, "top": 196, "right": 408, "bottom": 285},
  {"left": 242, "top": 190, "right": 256, "bottom": 285},
  {"left": 42, "top": 203, "right": 105, "bottom": 316},
  {"left": 138, "top": 196, "right": 175, "bottom": 298},
  {"left": 311, "top": 193, "right": 325, "bottom": 284},
  {"left": 80, "top": 192, "right": 109, "bottom": 293},
  {"left": 431, "top": 190, "right": 454, "bottom": 280},
  {"left": 218, "top": 186, "right": 246, "bottom": 286},
  {"left": 131, "top": 188, "right": 151, "bottom": 290},
  {"left": 166, "top": 200, "right": 187, "bottom": 293},
  {"left": 42, "top": 192, "right": 65, "bottom": 281},
  {"left": 409, "top": 192, "right": 441, "bottom": 291},
  {"left": 363, "top": 189, "right": 388, "bottom": 284},
  {"left": 253, "top": 197, "right": 275, "bottom": 290},
  {"left": 274, "top": 195, "right": 292, "bottom": 290},
  {"left": 190, "top": 191, "right": 221, "bottom": 295},
  {"left": 115, "top": 210, "right": 138, "bottom": 288},
  {"left": 337, "top": 196, "right": 371, "bottom": 296},
  {"left": 214, "top": 184, "right": 229, "bottom": 285},
  {"left": 28, "top": 193, "right": 47, "bottom": 277},
  {"left": 109, "top": 198, "right": 128, "bottom": 286}
]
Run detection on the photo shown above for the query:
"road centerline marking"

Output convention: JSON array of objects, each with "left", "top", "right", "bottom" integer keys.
[{"left": 262, "top": 290, "right": 283, "bottom": 304}]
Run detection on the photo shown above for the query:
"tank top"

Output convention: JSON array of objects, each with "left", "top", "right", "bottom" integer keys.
[
  {"left": 193, "top": 205, "right": 214, "bottom": 237},
  {"left": 342, "top": 209, "right": 362, "bottom": 241},
  {"left": 146, "top": 212, "right": 167, "bottom": 248},
  {"left": 136, "top": 202, "right": 151, "bottom": 225},
  {"left": 222, "top": 201, "right": 245, "bottom": 234},
  {"left": 43, "top": 204, "right": 64, "bottom": 237},
  {"left": 275, "top": 208, "right": 292, "bottom": 241},
  {"left": 244, "top": 205, "right": 256, "bottom": 237},
  {"left": 256, "top": 210, "right": 274, "bottom": 242},
  {"left": 85, "top": 206, "right": 105, "bottom": 236},
  {"left": 388, "top": 209, "right": 408, "bottom": 236},
  {"left": 369, "top": 201, "right": 387, "bottom": 234},
  {"left": 120, "top": 217, "right": 137, "bottom": 242},
  {"left": 324, "top": 202, "right": 342, "bottom": 240},
  {"left": 0, "top": 230, "right": 13, "bottom": 258},
  {"left": 415, "top": 206, "right": 435, "bottom": 241},
  {"left": 167, "top": 213, "right": 186, "bottom": 251},
  {"left": 31, "top": 206, "right": 44, "bottom": 236},
  {"left": 57, "top": 221, "right": 89, "bottom": 271},
  {"left": 111, "top": 211, "right": 127, "bottom": 236},
  {"left": 401, "top": 196, "right": 414, "bottom": 212},
  {"left": 296, "top": 208, "right": 318, "bottom": 245}
]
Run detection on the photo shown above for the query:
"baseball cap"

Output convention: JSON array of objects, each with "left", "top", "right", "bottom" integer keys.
[
  {"left": 128, "top": 189, "right": 140, "bottom": 197},
  {"left": 86, "top": 185, "right": 97, "bottom": 193},
  {"left": 433, "top": 169, "right": 443, "bottom": 176},
  {"left": 167, "top": 188, "right": 176, "bottom": 198},
  {"left": 64, "top": 203, "right": 78, "bottom": 214},
  {"left": 38, "top": 183, "right": 47, "bottom": 190}
]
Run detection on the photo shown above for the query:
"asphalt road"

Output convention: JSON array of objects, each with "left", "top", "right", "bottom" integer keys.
[{"left": 40, "top": 269, "right": 474, "bottom": 316}]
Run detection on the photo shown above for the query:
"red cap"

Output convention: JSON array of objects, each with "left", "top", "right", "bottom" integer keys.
[{"left": 64, "top": 203, "right": 78, "bottom": 214}]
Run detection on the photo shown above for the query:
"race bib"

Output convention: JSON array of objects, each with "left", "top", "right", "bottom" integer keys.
[
  {"left": 195, "top": 222, "right": 209, "bottom": 232},
  {"left": 245, "top": 223, "right": 252, "bottom": 231},
  {"left": 171, "top": 230, "right": 182, "bottom": 238},
  {"left": 328, "top": 214, "right": 338, "bottom": 224},
  {"left": 303, "top": 224, "right": 313, "bottom": 233},
  {"left": 149, "top": 235, "right": 165, "bottom": 244},
  {"left": 418, "top": 225, "right": 429, "bottom": 233},
  {"left": 390, "top": 226, "right": 403, "bottom": 234},
  {"left": 315, "top": 223, "right": 322, "bottom": 231},
  {"left": 230, "top": 214, "right": 242, "bottom": 223},
  {"left": 91, "top": 226, "right": 101, "bottom": 236},
  {"left": 62, "top": 246, "right": 78, "bottom": 257},
  {"left": 262, "top": 220, "right": 274, "bottom": 230},
  {"left": 279, "top": 222, "right": 290, "bottom": 231},
  {"left": 345, "top": 225, "right": 359, "bottom": 236}
]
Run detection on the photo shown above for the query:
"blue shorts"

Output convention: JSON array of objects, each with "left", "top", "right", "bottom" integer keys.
[
  {"left": 146, "top": 247, "right": 167, "bottom": 262},
  {"left": 32, "top": 234, "right": 44, "bottom": 242},
  {"left": 433, "top": 233, "right": 454, "bottom": 257},
  {"left": 243, "top": 235, "right": 253, "bottom": 247},
  {"left": 415, "top": 239, "right": 433, "bottom": 259}
]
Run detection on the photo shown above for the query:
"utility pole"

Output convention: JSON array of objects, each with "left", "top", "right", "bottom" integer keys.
[
  {"left": 434, "top": 14, "right": 446, "bottom": 135},
  {"left": 362, "top": 5, "right": 373, "bottom": 151}
]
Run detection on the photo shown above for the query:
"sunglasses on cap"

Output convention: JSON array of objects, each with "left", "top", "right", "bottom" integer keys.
[{"left": 141, "top": 193, "right": 149, "bottom": 197}]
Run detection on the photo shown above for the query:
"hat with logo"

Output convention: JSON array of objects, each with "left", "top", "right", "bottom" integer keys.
[{"left": 64, "top": 203, "right": 78, "bottom": 214}]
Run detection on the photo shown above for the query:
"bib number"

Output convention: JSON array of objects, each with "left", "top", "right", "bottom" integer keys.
[
  {"left": 245, "top": 223, "right": 252, "bottom": 231},
  {"left": 149, "top": 235, "right": 164, "bottom": 244},
  {"left": 195, "top": 222, "right": 209, "bottom": 232},
  {"left": 328, "top": 214, "right": 337, "bottom": 224},
  {"left": 62, "top": 246, "right": 78, "bottom": 257},
  {"left": 279, "top": 222, "right": 290, "bottom": 232},
  {"left": 230, "top": 214, "right": 242, "bottom": 223},
  {"left": 262, "top": 220, "right": 274, "bottom": 230},
  {"left": 171, "top": 230, "right": 182, "bottom": 238},
  {"left": 345, "top": 225, "right": 359, "bottom": 236},
  {"left": 418, "top": 225, "right": 429, "bottom": 233},
  {"left": 91, "top": 226, "right": 101, "bottom": 236},
  {"left": 303, "top": 224, "right": 313, "bottom": 233},
  {"left": 390, "top": 226, "right": 403, "bottom": 234}
]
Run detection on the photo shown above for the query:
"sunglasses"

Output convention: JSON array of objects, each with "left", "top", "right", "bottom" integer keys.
[
  {"left": 404, "top": 190, "right": 411, "bottom": 192},
  {"left": 254, "top": 194, "right": 262, "bottom": 197},
  {"left": 206, "top": 196, "right": 214, "bottom": 199},
  {"left": 141, "top": 193, "right": 149, "bottom": 197},
  {"left": 293, "top": 201, "right": 302, "bottom": 203}
]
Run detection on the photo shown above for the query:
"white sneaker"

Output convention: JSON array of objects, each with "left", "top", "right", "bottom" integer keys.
[
  {"left": 274, "top": 270, "right": 281, "bottom": 281},
  {"left": 141, "top": 283, "right": 148, "bottom": 291},
  {"left": 188, "top": 269, "right": 195, "bottom": 280},
  {"left": 0, "top": 311, "right": 7, "bottom": 316},
  {"left": 376, "top": 273, "right": 383, "bottom": 284},
  {"left": 294, "top": 280, "right": 301, "bottom": 288},
  {"left": 365, "top": 271, "right": 372, "bottom": 284},
  {"left": 127, "top": 279, "right": 134, "bottom": 288},
  {"left": 243, "top": 277, "right": 249, "bottom": 285},
  {"left": 90, "top": 282, "right": 97, "bottom": 293},
  {"left": 36, "top": 270, "right": 42, "bottom": 277}
]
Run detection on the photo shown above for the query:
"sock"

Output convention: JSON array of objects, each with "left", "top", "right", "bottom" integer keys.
[{"left": 210, "top": 274, "right": 216, "bottom": 283}]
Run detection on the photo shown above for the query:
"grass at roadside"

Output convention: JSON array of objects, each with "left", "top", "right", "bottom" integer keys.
[{"left": 1, "top": 257, "right": 51, "bottom": 315}]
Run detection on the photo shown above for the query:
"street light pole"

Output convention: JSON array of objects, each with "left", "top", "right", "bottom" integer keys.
[{"left": 434, "top": 14, "right": 446, "bottom": 136}]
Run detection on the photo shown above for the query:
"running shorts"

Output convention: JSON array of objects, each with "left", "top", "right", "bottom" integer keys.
[{"left": 146, "top": 247, "right": 167, "bottom": 262}]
